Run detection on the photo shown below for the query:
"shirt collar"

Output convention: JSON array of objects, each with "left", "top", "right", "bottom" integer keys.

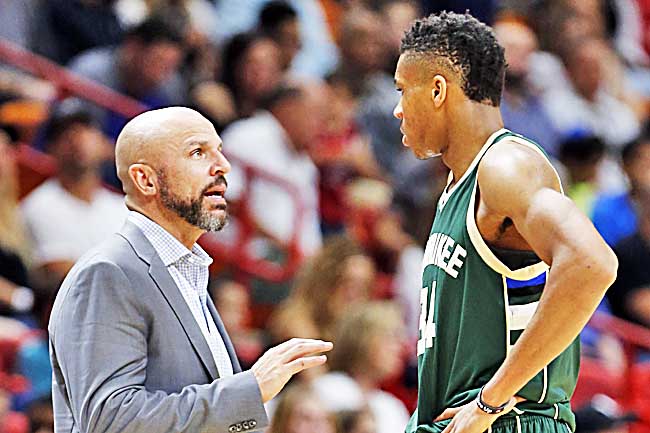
[{"left": 128, "top": 211, "right": 213, "bottom": 267}]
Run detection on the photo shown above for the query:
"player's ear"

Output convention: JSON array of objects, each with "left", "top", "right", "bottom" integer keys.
[{"left": 431, "top": 75, "right": 447, "bottom": 108}]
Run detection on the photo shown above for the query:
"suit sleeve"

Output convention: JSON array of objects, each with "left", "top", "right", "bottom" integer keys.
[{"left": 50, "top": 260, "right": 268, "bottom": 433}]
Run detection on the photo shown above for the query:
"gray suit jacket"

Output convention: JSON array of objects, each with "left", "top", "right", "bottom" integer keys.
[{"left": 49, "top": 221, "right": 268, "bottom": 433}]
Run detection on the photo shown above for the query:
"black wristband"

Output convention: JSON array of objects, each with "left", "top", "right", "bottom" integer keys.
[{"left": 476, "top": 386, "right": 511, "bottom": 415}]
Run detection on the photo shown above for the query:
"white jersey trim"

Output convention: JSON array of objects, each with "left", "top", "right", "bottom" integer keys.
[
  {"left": 465, "top": 133, "right": 563, "bottom": 280},
  {"left": 502, "top": 276, "right": 512, "bottom": 355},
  {"left": 538, "top": 365, "right": 548, "bottom": 403},
  {"left": 509, "top": 301, "right": 540, "bottom": 331},
  {"left": 438, "top": 128, "right": 508, "bottom": 211}
]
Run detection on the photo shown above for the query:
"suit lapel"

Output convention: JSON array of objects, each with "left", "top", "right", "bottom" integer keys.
[
  {"left": 119, "top": 221, "right": 220, "bottom": 380},
  {"left": 207, "top": 297, "right": 242, "bottom": 373}
]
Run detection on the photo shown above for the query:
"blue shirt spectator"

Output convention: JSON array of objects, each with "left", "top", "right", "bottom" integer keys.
[
  {"left": 592, "top": 133, "right": 650, "bottom": 246},
  {"left": 591, "top": 193, "right": 637, "bottom": 247}
]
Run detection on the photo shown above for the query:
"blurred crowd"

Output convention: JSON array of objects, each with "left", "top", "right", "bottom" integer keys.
[{"left": 1, "top": 0, "right": 650, "bottom": 432}]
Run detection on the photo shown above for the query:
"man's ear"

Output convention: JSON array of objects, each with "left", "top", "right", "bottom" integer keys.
[
  {"left": 129, "top": 163, "right": 158, "bottom": 196},
  {"left": 431, "top": 75, "right": 448, "bottom": 108}
]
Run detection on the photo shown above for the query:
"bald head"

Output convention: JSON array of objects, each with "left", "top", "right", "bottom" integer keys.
[{"left": 116, "top": 107, "right": 217, "bottom": 191}]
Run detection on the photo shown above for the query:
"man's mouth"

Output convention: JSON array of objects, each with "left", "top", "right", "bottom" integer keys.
[{"left": 203, "top": 181, "right": 227, "bottom": 209}]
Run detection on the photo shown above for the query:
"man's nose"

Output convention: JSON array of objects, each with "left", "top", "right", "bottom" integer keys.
[
  {"left": 393, "top": 101, "right": 403, "bottom": 119},
  {"left": 210, "top": 152, "right": 231, "bottom": 176}
]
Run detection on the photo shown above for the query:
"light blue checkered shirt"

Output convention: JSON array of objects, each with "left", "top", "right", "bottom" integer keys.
[{"left": 128, "top": 211, "right": 234, "bottom": 377}]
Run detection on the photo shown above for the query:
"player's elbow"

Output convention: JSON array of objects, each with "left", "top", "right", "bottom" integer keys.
[{"left": 592, "top": 246, "right": 618, "bottom": 292}]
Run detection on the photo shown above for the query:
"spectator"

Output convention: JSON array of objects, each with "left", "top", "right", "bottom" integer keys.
[
  {"left": 0, "top": 379, "right": 29, "bottom": 433},
  {"left": 219, "top": 32, "right": 283, "bottom": 120},
  {"left": 67, "top": 16, "right": 186, "bottom": 140},
  {"left": 0, "top": 0, "right": 36, "bottom": 48},
  {"left": 312, "top": 301, "right": 410, "bottom": 433},
  {"left": 20, "top": 110, "right": 127, "bottom": 290},
  {"left": 214, "top": 0, "right": 339, "bottom": 78},
  {"left": 312, "top": 73, "right": 381, "bottom": 234},
  {"left": 494, "top": 18, "right": 562, "bottom": 157},
  {"left": 557, "top": 134, "right": 606, "bottom": 215},
  {"left": 258, "top": 1, "right": 301, "bottom": 73},
  {"left": 31, "top": 0, "right": 124, "bottom": 65},
  {"left": 336, "top": 7, "right": 389, "bottom": 96},
  {"left": 269, "top": 383, "right": 336, "bottom": 433},
  {"left": 542, "top": 37, "right": 640, "bottom": 150},
  {"left": 223, "top": 84, "right": 326, "bottom": 256},
  {"left": 337, "top": 407, "right": 377, "bottom": 433},
  {"left": 211, "top": 279, "right": 264, "bottom": 370},
  {"left": 114, "top": 0, "right": 218, "bottom": 39},
  {"left": 380, "top": 0, "right": 420, "bottom": 71},
  {"left": 336, "top": 7, "right": 417, "bottom": 183},
  {"left": 0, "top": 128, "right": 36, "bottom": 321},
  {"left": 25, "top": 397, "right": 54, "bottom": 433},
  {"left": 268, "top": 235, "right": 375, "bottom": 343},
  {"left": 605, "top": 165, "right": 650, "bottom": 327},
  {"left": 592, "top": 134, "right": 650, "bottom": 246}
]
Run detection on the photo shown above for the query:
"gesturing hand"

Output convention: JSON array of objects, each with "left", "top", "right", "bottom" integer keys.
[{"left": 251, "top": 338, "right": 333, "bottom": 402}]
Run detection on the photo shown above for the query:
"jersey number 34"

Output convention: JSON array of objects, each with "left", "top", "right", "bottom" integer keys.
[{"left": 417, "top": 281, "right": 436, "bottom": 356}]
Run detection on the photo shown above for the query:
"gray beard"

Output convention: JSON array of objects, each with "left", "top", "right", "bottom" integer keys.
[{"left": 158, "top": 172, "right": 227, "bottom": 233}]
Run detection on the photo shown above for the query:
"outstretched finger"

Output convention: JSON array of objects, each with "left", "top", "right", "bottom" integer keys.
[
  {"left": 287, "top": 355, "right": 328, "bottom": 375},
  {"left": 282, "top": 340, "right": 333, "bottom": 362},
  {"left": 271, "top": 338, "right": 313, "bottom": 353}
]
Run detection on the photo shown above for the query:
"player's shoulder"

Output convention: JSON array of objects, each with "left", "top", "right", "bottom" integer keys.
[
  {"left": 479, "top": 135, "right": 558, "bottom": 190},
  {"left": 480, "top": 135, "right": 548, "bottom": 176},
  {"left": 477, "top": 134, "right": 560, "bottom": 213}
]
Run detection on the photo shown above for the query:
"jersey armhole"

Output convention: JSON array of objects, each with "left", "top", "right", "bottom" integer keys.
[{"left": 465, "top": 136, "right": 558, "bottom": 280}]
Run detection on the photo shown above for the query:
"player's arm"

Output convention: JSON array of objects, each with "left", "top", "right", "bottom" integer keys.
[{"left": 478, "top": 141, "right": 618, "bottom": 407}]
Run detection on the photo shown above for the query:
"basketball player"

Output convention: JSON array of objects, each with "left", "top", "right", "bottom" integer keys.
[{"left": 393, "top": 12, "right": 617, "bottom": 433}]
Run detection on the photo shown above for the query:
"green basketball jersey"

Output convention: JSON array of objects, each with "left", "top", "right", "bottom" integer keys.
[{"left": 405, "top": 129, "right": 579, "bottom": 433}]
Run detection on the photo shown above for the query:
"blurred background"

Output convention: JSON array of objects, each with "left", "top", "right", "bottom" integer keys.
[{"left": 1, "top": 0, "right": 650, "bottom": 432}]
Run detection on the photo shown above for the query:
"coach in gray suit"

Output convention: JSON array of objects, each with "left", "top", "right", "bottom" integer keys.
[{"left": 49, "top": 107, "right": 332, "bottom": 433}]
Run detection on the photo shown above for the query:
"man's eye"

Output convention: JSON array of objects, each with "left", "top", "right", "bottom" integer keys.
[
  {"left": 396, "top": 88, "right": 403, "bottom": 93},
  {"left": 190, "top": 149, "right": 203, "bottom": 157}
]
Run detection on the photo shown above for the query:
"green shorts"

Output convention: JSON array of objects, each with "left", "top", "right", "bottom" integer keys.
[
  {"left": 417, "top": 415, "right": 573, "bottom": 433},
  {"left": 489, "top": 415, "right": 572, "bottom": 433}
]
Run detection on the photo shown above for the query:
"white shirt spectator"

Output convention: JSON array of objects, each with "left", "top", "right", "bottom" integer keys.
[
  {"left": 542, "top": 86, "right": 640, "bottom": 150},
  {"left": 21, "top": 179, "right": 127, "bottom": 265},
  {"left": 312, "top": 371, "right": 410, "bottom": 433},
  {"left": 222, "top": 111, "right": 322, "bottom": 256}
]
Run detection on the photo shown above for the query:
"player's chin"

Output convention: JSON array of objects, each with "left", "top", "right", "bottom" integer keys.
[
  {"left": 414, "top": 147, "right": 440, "bottom": 160},
  {"left": 203, "top": 203, "right": 228, "bottom": 217}
]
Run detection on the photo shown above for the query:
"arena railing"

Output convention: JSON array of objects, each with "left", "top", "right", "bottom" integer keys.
[{"left": 1, "top": 38, "right": 306, "bottom": 282}]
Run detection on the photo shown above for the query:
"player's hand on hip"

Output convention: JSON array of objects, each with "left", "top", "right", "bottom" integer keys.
[
  {"left": 251, "top": 338, "right": 333, "bottom": 402},
  {"left": 438, "top": 396, "right": 520, "bottom": 433}
]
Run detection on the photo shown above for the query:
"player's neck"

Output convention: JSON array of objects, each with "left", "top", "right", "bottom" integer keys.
[{"left": 443, "top": 105, "right": 504, "bottom": 185}]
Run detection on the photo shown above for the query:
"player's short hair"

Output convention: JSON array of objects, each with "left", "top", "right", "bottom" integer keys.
[{"left": 401, "top": 11, "right": 506, "bottom": 106}]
